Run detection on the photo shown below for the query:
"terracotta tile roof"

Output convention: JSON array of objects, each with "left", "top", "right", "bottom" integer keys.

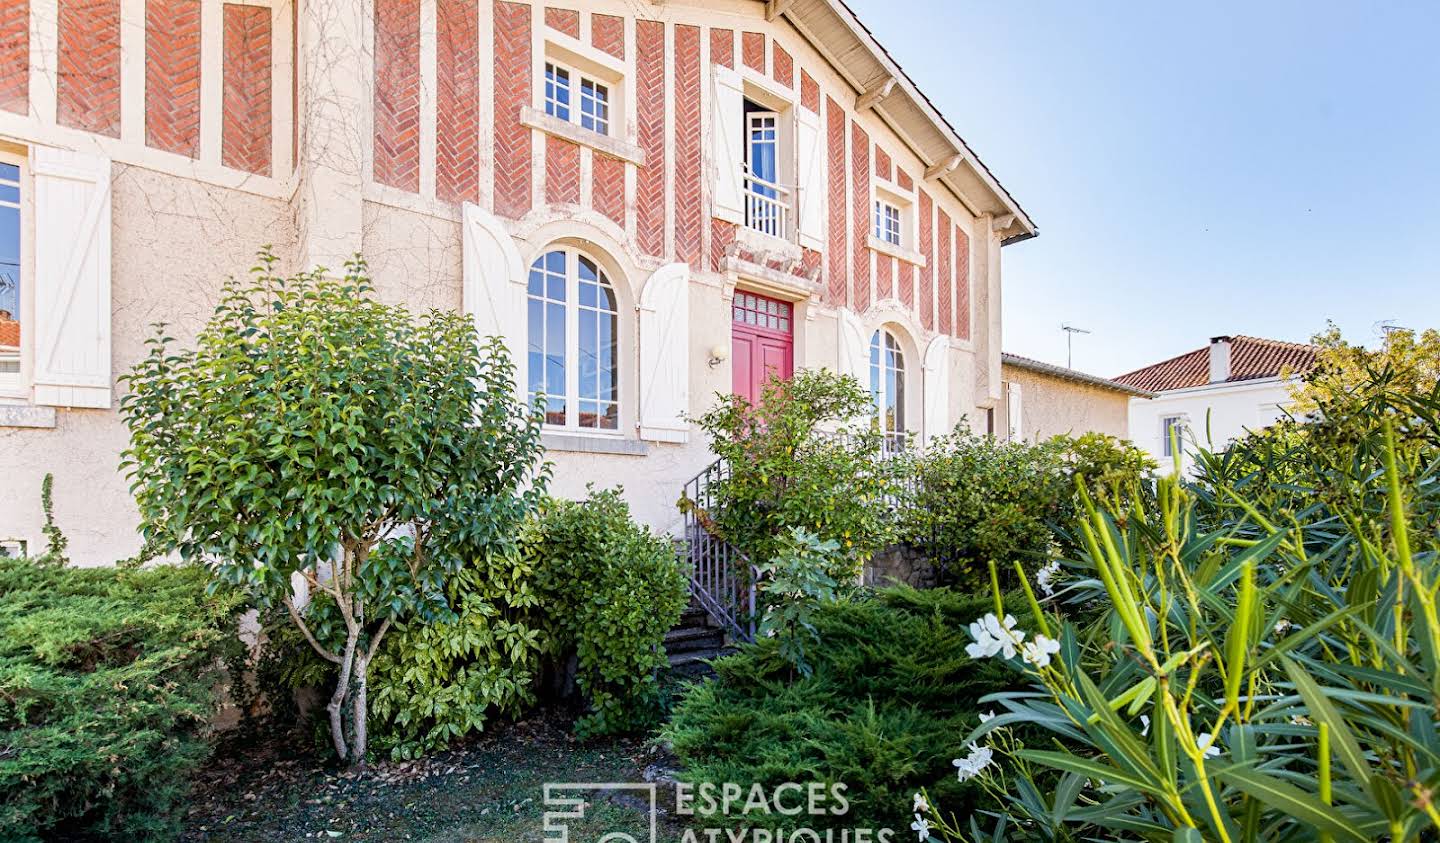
[
  {"left": 0, "top": 316, "right": 17, "bottom": 349},
  {"left": 1113, "top": 336, "right": 1318, "bottom": 393},
  {"left": 1002, "top": 353, "right": 1153, "bottom": 398}
]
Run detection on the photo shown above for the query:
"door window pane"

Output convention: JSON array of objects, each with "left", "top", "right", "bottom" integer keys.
[{"left": 0, "top": 162, "right": 20, "bottom": 380}]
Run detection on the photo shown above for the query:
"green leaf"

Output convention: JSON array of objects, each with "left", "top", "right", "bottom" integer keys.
[
  {"left": 1218, "top": 767, "right": 1369, "bottom": 843},
  {"left": 1281, "top": 656, "right": 1372, "bottom": 788}
]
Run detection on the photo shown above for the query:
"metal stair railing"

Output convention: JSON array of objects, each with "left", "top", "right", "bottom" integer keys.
[{"left": 678, "top": 458, "right": 758, "bottom": 644}]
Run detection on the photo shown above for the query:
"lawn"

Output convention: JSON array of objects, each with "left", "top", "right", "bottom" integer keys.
[{"left": 182, "top": 712, "right": 691, "bottom": 842}]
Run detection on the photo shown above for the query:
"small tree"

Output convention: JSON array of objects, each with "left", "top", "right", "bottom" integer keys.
[{"left": 120, "top": 250, "right": 548, "bottom": 763}]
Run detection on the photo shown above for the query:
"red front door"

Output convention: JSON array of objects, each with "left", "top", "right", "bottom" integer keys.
[{"left": 731, "top": 291, "right": 794, "bottom": 404}]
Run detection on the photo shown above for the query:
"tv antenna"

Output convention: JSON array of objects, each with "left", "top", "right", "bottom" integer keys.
[{"left": 1061, "top": 324, "right": 1091, "bottom": 369}]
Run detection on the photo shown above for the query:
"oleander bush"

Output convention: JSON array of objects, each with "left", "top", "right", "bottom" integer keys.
[
  {"left": 663, "top": 586, "right": 1035, "bottom": 834},
  {"left": 0, "top": 557, "right": 245, "bottom": 840},
  {"left": 916, "top": 354, "right": 1440, "bottom": 842}
]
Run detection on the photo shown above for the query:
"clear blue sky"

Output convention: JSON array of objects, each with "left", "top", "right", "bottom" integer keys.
[{"left": 847, "top": 0, "right": 1440, "bottom": 378}]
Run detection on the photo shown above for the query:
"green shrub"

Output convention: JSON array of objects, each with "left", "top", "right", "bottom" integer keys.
[
  {"left": 918, "top": 352, "right": 1440, "bottom": 841},
  {"left": 754, "top": 528, "right": 844, "bottom": 678},
  {"left": 690, "top": 369, "right": 901, "bottom": 580},
  {"left": 529, "top": 489, "right": 688, "bottom": 738},
  {"left": 0, "top": 558, "right": 245, "bottom": 840},
  {"left": 663, "top": 586, "right": 1033, "bottom": 834}
]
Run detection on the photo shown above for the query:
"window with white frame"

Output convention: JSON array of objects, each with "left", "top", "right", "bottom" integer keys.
[
  {"left": 0, "top": 155, "right": 21, "bottom": 392},
  {"left": 1162, "top": 415, "right": 1186, "bottom": 457},
  {"left": 742, "top": 99, "right": 790, "bottom": 240},
  {"left": 874, "top": 199, "right": 901, "bottom": 246},
  {"left": 544, "top": 61, "right": 612, "bottom": 137},
  {"left": 527, "top": 248, "right": 620, "bottom": 432},
  {"left": 870, "top": 329, "right": 907, "bottom": 449}
]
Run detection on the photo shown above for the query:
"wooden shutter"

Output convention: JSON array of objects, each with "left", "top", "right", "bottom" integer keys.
[
  {"left": 922, "top": 335, "right": 951, "bottom": 442},
  {"left": 796, "top": 106, "right": 825, "bottom": 250},
  {"left": 32, "top": 147, "right": 113, "bottom": 409},
  {"left": 838, "top": 307, "right": 869, "bottom": 386},
  {"left": 461, "top": 202, "right": 526, "bottom": 401},
  {"left": 639, "top": 263, "right": 690, "bottom": 442},
  {"left": 711, "top": 65, "right": 745, "bottom": 224}
]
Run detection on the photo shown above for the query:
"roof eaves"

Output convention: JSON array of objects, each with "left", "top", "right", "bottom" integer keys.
[{"left": 1003, "top": 353, "right": 1155, "bottom": 398}]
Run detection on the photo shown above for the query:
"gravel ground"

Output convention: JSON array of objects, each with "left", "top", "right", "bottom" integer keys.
[{"left": 181, "top": 711, "right": 692, "bottom": 842}]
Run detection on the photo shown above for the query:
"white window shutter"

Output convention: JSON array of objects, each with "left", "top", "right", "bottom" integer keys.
[
  {"left": 922, "top": 335, "right": 950, "bottom": 443},
  {"left": 32, "top": 147, "right": 112, "bottom": 409},
  {"left": 838, "top": 308, "right": 869, "bottom": 385},
  {"left": 639, "top": 263, "right": 690, "bottom": 442},
  {"left": 796, "top": 108, "right": 825, "bottom": 251},
  {"left": 711, "top": 66, "right": 745, "bottom": 225},
  {"left": 1007, "top": 382, "right": 1024, "bottom": 442},
  {"left": 461, "top": 202, "right": 526, "bottom": 400}
]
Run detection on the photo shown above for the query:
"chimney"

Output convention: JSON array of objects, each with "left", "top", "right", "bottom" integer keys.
[{"left": 1208, "top": 336, "right": 1232, "bottom": 383}]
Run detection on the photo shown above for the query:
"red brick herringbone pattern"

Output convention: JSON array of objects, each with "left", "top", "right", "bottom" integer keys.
[
  {"left": 825, "top": 97, "right": 846, "bottom": 306},
  {"left": 711, "top": 218, "right": 736, "bottom": 272},
  {"left": 937, "top": 208, "right": 952, "bottom": 336},
  {"left": 802, "top": 247, "right": 822, "bottom": 282},
  {"left": 221, "top": 4, "right": 271, "bottom": 175},
  {"left": 673, "top": 24, "right": 702, "bottom": 265},
  {"left": 897, "top": 168, "right": 912, "bottom": 191},
  {"left": 919, "top": 191, "right": 933, "bottom": 331},
  {"left": 592, "top": 152, "right": 625, "bottom": 226},
  {"left": 436, "top": 0, "right": 478, "bottom": 203},
  {"left": 874, "top": 147, "right": 891, "bottom": 181},
  {"left": 373, "top": 0, "right": 419, "bottom": 192},
  {"left": 899, "top": 261, "right": 913, "bottom": 309},
  {"left": 850, "top": 122, "right": 870, "bottom": 314},
  {"left": 741, "top": 31, "right": 764, "bottom": 72},
  {"left": 772, "top": 43, "right": 792, "bottom": 87},
  {"left": 592, "top": 14, "right": 623, "bottom": 59},
  {"left": 544, "top": 7, "right": 577, "bottom": 38},
  {"left": 0, "top": 0, "right": 27, "bottom": 115},
  {"left": 545, "top": 135, "right": 579, "bottom": 205},
  {"left": 954, "top": 224, "right": 970, "bottom": 340},
  {"left": 492, "top": 1, "right": 531, "bottom": 218},
  {"left": 58, "top": 0, "right": 121, "bottom": 137},
  {"left": 800, "top": 70, "right": 818, "bottom": 114},
  {"left": 710, "top": 27, "right": 733, "bottom": 69},
  {"left": 876, "top": 254, "right": 892, "bottom": 301},
  {"left": 635, "top": 19, "right": 665, "bottom": 257},
  {"left": 146, "top": 0, "right": 201, "bottom": 157}
]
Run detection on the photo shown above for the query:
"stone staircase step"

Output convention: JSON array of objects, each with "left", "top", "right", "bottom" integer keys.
[{"left": 664, "top": 625, "right": 727, "bottom": 653}]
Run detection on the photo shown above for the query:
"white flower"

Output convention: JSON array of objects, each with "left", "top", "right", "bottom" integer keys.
[
  {"left": 1273, "top": 619, "right": 1294, "bottom": 636},
  {"left": 1196, "top": 732, "right": 1222, "bottom": 758},
  {"left": 1020, "top": 634, "right": 1061, "bottom": 669},
  {"left": 1035, "top": 559, "right": 1062, "bottom": 596},
  {"left": 911, "top": 814, "right": 931, "bottom": 841},
  {"left": 966, "top": 613, "right": 1024, "bottom": 660},
  {"left": 979, "top": 710, "right": 997, "bottom": 723},
  {"left": 1140, "top": 714, "right": 1151, "bottom": 736},
  {"left": 953, "top": 742, "right": 996, "bottom": 782},
  {"left": 912, "top": 792, "right": 929, "bottom": 813}
]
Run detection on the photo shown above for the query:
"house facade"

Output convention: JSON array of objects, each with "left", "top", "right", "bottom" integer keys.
[
  {"left": 999, "top": 353, "right": 1149, "bottom": 443},
  {"left": 1114, "top": 335, "right": 1317, "bottom": 473},
  {"left": 0, "top": 0, "right": 1035, "bottom": 563}
]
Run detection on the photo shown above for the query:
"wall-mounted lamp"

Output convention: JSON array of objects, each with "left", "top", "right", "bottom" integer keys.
[{"left": 707, "top": 345, "right": 729, "bottom": 369}]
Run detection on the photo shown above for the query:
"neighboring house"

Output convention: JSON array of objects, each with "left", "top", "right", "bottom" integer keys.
[
  {"left": 1114, "top": 335, "right": 1318, "bottom": 471},
  {"left": 0, "top": 0, "right": 1036, "bottom": 563},
  {"left": 999, "top": 353, "right": 1151, "bottom": 442}
]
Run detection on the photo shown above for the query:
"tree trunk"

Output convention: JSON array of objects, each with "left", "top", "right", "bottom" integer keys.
[
  {"left": 328, "top": 629, "right": 359, "bottom": 762},
  {"left": 350, "top": 655, "right": 370, "bottom": 764}
]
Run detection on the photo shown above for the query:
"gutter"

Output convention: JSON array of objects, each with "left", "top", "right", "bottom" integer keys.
[{"left": 1002, "top": 353, "right": 1155, "bottom": 399}]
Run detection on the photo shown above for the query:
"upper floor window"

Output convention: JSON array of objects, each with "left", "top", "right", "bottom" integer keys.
[
  {"left": 527, "top": 248, "right": 619, "bottom": 432},
  {"left": 870, "top": 329, "right": 906, "bottom": 449},
  {"left": 544, "top": 61, "right": 611, "bottom": 137},
  {"left": 0, "top": 159, "right": 20, "bottom": 392},
  {"left": 743, "top": 100, "right": 789, "bottom": 240},
  {"left": 874, "top": 200, "right": 902, "bottom": 246}
]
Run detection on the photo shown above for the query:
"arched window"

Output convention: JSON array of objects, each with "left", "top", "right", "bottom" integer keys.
[
  {"left": 870, "top": 329, "right": 906, "bottom": 447},
  {"left": 527, "top": 248, "right": 619, "bottom": 431}
]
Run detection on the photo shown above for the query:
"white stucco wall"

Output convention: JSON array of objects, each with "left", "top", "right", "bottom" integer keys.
[{"left": 1128, "top": 377, "right": 1299, "bottom": 474}]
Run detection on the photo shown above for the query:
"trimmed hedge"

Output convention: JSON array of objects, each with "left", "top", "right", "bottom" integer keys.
[
  {"left": 0, "top": 557, "right": 244, "bottom": 840},
  {"left": 663, "top": 586, "right": 1033, "bottom": 833}
]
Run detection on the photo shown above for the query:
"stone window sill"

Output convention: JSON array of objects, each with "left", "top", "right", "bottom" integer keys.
[
  {"left": 0, "top": 403, "right": 57, "bottom": 429},
  {"left": 520, "top": 107, "right": 646, "bottom": 167},
  {"left": 541, "top": 432, "right": 650, "bottom": 456},
  {"left": 868, "top": 235, "right": 927, "bottom": 268}
]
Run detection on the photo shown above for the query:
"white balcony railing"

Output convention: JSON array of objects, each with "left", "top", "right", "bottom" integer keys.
[{"left": 742, "top": 166, "right": 790, "bottom": 241}]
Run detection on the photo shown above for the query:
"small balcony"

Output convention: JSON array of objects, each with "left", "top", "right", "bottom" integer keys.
[{"left": 742, "top": 166, "right": 791, "bottom": 242}]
